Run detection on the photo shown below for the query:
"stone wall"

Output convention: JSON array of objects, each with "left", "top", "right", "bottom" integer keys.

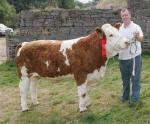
[
  {"left": 6, "top": 6, "right": 150, "bottom": 60},
  {"left": 6, "top": 9, "right": 120, "bottom": 60},
  {"left": 19, "top": 9, "right": 118, "bottom": 40}
]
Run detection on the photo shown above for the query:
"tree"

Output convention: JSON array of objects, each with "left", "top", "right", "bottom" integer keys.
[
  {"left": 8, "top": 0, "right": 75, "bottom": 12},
  {"left": 57, "top": 0, "right": 63, "bottom": 8},
  {"left": 61, "top": 0, "right": 75, "bottom": 9},
  {"left": 0, "top": 0, "right": 18, "bottom": 27},
  {"left": 8, "top": 0, "right": 31, "bottom": 13}
]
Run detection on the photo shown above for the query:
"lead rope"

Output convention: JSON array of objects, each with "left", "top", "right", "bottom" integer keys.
[
  {"left": 129, "top": 38, "right": 137, "bottom": 76},
  {"left": 132, "top": 57, "right": 135, "bottom": 76}
]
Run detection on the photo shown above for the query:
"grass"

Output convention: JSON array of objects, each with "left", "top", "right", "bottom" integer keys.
[
  {"left": 0, "top": 61, "right": 19, "bottom": 86},
  {"left": 0, "top": 53, "right": 150, "bottom": 124}
]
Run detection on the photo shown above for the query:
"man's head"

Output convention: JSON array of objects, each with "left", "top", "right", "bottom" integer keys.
[{"left": 120, "top": 8, "right": 131, "bottom": 26}]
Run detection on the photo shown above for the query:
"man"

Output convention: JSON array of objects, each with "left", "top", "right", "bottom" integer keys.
[{"left": 119, "top": 8, "right": 144, "bottom": 107}]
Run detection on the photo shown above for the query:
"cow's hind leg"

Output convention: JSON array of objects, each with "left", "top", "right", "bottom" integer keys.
[
  {"left": 77, "top": 81, "right": 90, "bottom": 112},
  {"left": 30, "top": 77, "right": 39, "bottom": 105},
  {"left": 19, "top": 77, "right": 30, "bottom": 112},
  {"left": 85, "top": 91, "right": 91, "bottom": 108}
]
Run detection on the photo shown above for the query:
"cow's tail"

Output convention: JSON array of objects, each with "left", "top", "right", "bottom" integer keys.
[
  {"left": 16, "top": 42, "right": 22, "bottom": 54},
  {"left": 15, "top": 43, "right": 23, "bottom": 78}
]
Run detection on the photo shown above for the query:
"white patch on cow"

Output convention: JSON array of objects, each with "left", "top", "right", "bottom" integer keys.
[
  {"left": 21, "top": 66, "right": 28, "bottom": 77},
  {"left": 77, "top": 81, "right": 90, "bottom": 112},
  {"left": 17, "top": 42, "right": 28, "bottom": 57},
  {"left": 31, "top": 72, "right": 39, "bottom": 77},
  {"left": 59, "top": 37, "right": 84, "bottom": 65},
  {"left": 87, "top": 66, "right": 106, "bottom": 81},
  {"left": 87, "top": 60, "right": 108, "bottom": 87},
  {"left": 44, "top": 61, "right": 49, "bottom": 68},
  {"left": 19, "top": 66, "right": 30, "bottom": 111},
  {"left": 99, "top": 66, "right": 106, "bottom": 78}
]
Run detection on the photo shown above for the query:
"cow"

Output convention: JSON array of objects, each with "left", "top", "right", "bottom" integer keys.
[{"left": 16, "top": 24, "right": 129, "bottom": 112}]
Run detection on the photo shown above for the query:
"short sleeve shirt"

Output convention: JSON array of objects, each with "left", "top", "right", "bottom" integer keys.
[{"left": 119, "top": 21, "right": 143, "bottom": 60}]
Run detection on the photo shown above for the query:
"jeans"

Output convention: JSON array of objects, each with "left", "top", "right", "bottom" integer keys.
[{"left": 119, "top": 55, "right": 142, "bottom": 103}]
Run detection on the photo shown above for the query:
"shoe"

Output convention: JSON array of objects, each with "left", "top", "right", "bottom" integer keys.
[
  {"left": 120, "top": 96, "right": 129, "bottom": 103},
  {"left": 129, "top": 101, "right": 137, "bottom": 107}
]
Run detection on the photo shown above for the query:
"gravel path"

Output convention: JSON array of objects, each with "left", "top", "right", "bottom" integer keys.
[{"left": 0, "top": 37, "right": 7, "bottom": 64}]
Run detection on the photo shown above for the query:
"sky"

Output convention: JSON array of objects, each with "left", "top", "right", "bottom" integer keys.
[{"left": 76, "top": 0, "right": 93, "bottom": 3}]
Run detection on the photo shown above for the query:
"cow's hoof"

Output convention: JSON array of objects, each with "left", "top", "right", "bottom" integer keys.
[
  {"left": 32, "top": 101, "right": 39, "bottom": 106},
  {"left": 22, "top": 109, "right": 29, "bottom": 112},
  {"left": 79, "top": 107, "right": 87, "bottom": 113},
  {"left": 21, "top": 105, "right": 29, "bottom": 112},
  {"left": 86, "top": 103, "right": 91, "bottom": 108},
  {"left": 86, "top": 102, "right": 91, "bottom": 108}
]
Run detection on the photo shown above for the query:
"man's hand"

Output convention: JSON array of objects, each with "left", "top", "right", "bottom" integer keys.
[{"left": 133, "top": 31, "right": 143, "bottom": 42}]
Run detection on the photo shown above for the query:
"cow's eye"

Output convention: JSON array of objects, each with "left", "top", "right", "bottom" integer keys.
[{"left": 109, "top": 34, "right": 113, "bottom": 37}]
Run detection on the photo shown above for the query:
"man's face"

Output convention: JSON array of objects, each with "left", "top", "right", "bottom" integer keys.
[{"left": 121, "top": 10, "right": 131, "bottom": 25}]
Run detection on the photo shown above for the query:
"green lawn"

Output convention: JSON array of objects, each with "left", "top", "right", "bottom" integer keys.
[{"left": 0, "top": 53, "right": 150, "bottom": 124}]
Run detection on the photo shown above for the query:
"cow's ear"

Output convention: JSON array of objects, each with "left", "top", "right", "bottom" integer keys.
[
  {"left": 113, "top": 22, "right": 122, "bottom": 30},
  {"left": 95, "top": 27, "right": 105, "bottom": 39},
  {"left": 95, "top": 27, "right": 103, "bottom": 33}
]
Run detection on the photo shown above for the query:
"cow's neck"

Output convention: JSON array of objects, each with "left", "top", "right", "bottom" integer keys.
[{"left": 86, "top": 31, "right": 107, "bottom": 67}]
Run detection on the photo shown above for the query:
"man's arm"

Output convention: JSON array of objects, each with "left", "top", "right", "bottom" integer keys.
[{"left": 136, "top": 36, "right": 143, "bottom": 42}]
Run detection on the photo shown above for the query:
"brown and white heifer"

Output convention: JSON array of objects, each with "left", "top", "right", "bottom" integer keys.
[{"left": 16, "top": 24, "right": 129, "bottom": 112}]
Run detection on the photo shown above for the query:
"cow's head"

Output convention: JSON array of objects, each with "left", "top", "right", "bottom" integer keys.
[{"left": 100, "top": 23, "right": 129, "bottom": 58}]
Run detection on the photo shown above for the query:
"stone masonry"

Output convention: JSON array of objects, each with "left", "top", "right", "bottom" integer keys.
[
  {"left": 6, "top": 9, "right": 120, "bottom": 60},
  {"left": 6, "top": 4, "right": 150, "bottom": 60}
]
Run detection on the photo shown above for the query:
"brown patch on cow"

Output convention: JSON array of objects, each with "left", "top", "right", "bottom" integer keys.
[
  {"left": 16, "top": 30, "right": 107, "bottom": 86},
  {"left": 66, "top": 31, "right": 106, "bottom": 85},
  {"left": 113, "top": 22, "right": 122, "bottom": 30},
  {"left": 16, "top": 40, "right": 71, "bottom": 78},
  {"left": 95, "top": 27, "right": 106, "bottom": 39}
]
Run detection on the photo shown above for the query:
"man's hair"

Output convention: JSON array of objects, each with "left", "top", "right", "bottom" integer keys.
[{"left": 121, "top": 8, "right": 131, "bottom": 15}]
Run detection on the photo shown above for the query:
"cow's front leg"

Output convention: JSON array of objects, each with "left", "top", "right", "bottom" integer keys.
[{"left": 77, "top": 81, "right": 90, "bottom": 112}]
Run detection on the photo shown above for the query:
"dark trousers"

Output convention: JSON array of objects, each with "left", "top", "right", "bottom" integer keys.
[{"left": 119, "top": 55, "right": 142, "bottom": 103}]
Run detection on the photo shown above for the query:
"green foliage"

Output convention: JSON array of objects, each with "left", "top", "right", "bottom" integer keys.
[
  {"left": 1, "top": 0, "right": 75, "bottom": 28},
  {"left": 0, "top": 61, "right": 19, "bottom": 86},
  {"left": 8, "top": 0, "right": 75, "bottom": 12},
  {"left": 75, "top": 0, "right": 86, "bottom": 9},
  {"left": 57, "top": 0, "right": 63, "bottom": 8},
  {"left": 0, "top": 0, "right": 18, "bottom": 27},
  {"left": 74, "top": 0, "right": 97, "bottom": 9},
  {"left": 0, "top": 0, "right": 75, "bottom": 28},
  {"left": 61, "top": 0, "right": 75, "bottom": 9},
  {"left": 8, "top": 0, "right": 31, "bottom": 13}
]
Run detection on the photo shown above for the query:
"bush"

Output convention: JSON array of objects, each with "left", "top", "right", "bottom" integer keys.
[{"left": 0, "top": 0, "right": 19, "bottom": 28}]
